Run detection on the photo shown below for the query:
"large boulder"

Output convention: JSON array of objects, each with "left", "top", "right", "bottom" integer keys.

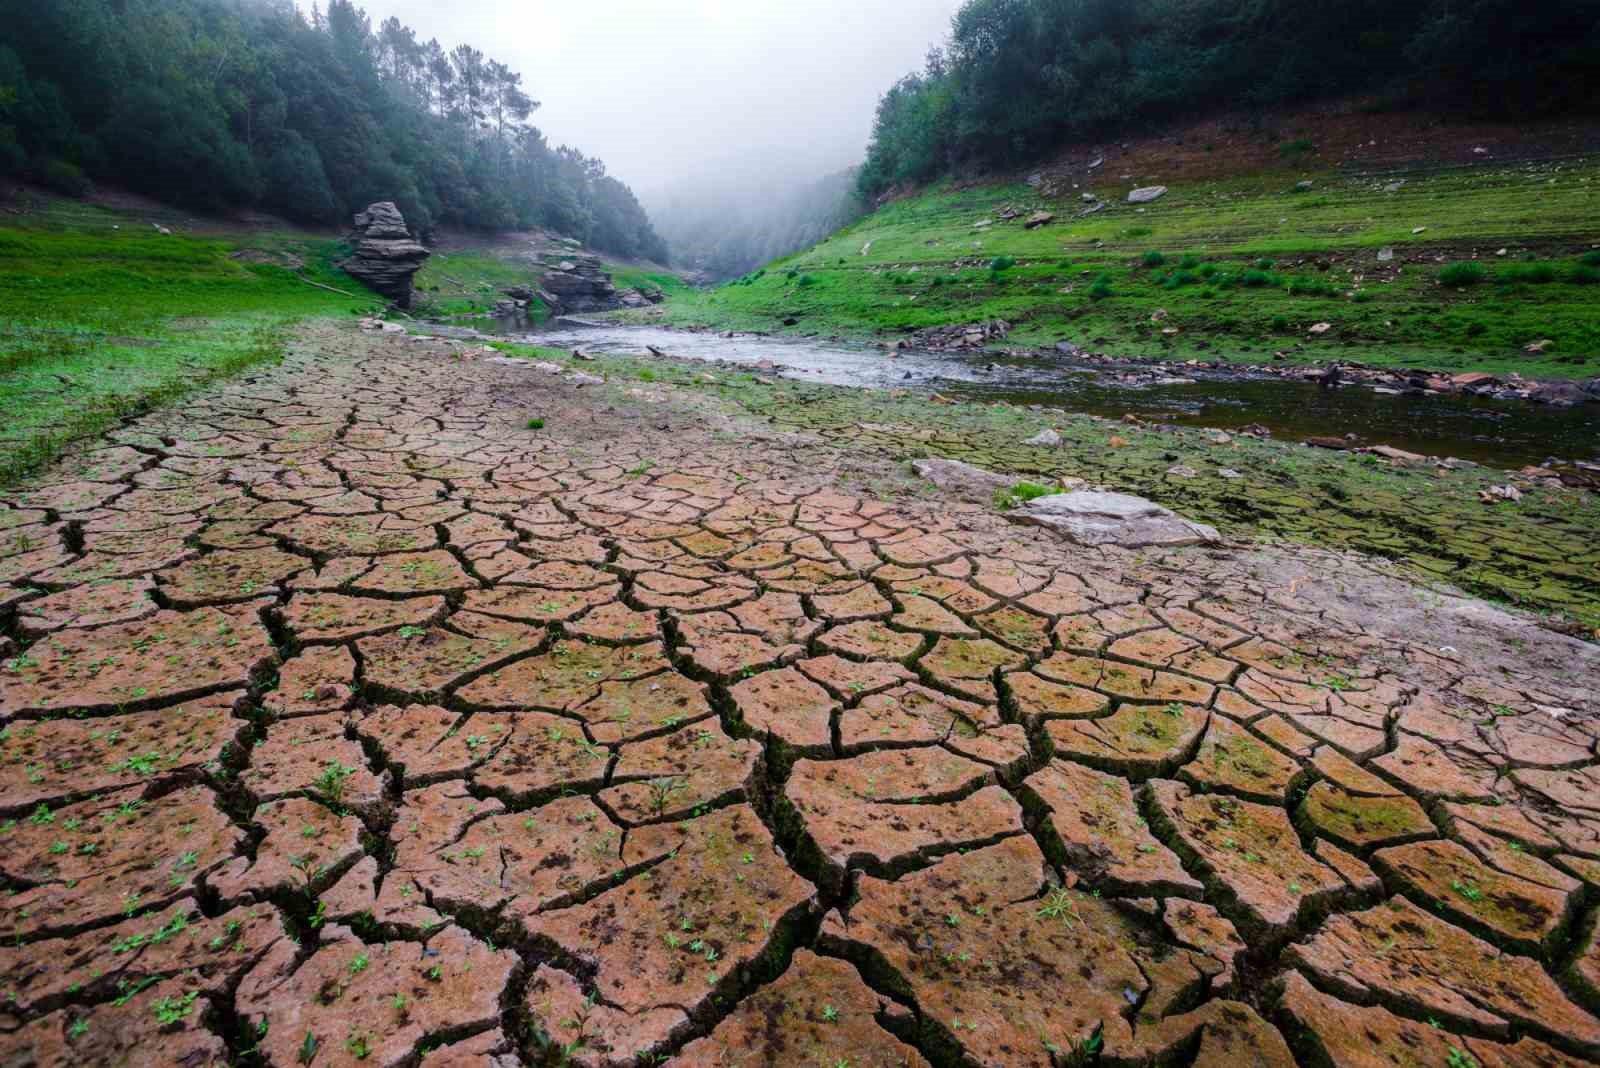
[
  {"left": 1128, "top": 186, "right": 1168, "bottom": 204},
  {"left": 539, "top": 252, "right": 620, "bottom": 314},
  {"left": 1008, "top": 491, "right": 1220, "bottom": 548},
  {"left": 343, "top": 202, "right": 430, "bottom": 309}
]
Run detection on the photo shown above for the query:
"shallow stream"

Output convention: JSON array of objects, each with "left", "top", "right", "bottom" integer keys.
[{"left": 475, "top": 318, "right": 1600, "bottom": 470}]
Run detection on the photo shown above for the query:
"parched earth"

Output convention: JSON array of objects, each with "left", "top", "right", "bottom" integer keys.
[{"left": 2, "top": 321, "right": 1600, "bottom": 1067}]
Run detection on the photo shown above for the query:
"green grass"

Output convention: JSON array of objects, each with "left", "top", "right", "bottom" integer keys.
[
  {"left": 412, "top": 248, "right": 687, "bottom": 319},
  {"left": 0, "top": 200, "right": 377, "bottom": 484},
  {"left": 411, "top": 247, "right": 549, "bottom": 319},
  {"left": 641, "top": 159, "right": 1600, "bottom": 378},
  {"left": 609, "top": 263, "right": 692, "bottom": 302}
]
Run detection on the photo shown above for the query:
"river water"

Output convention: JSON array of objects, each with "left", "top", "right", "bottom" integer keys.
[{"left": 474, "top": 318, "right": 1599, "bottom": 470}]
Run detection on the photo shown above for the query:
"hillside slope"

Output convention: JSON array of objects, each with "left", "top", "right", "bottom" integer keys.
[{"left": 647, "top": 109, "right": 1600, "bottom": 380}]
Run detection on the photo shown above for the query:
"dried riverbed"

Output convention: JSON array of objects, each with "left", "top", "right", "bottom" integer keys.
[{"left": 3, "top": 320, "right": 1599, "bottom": 1066}]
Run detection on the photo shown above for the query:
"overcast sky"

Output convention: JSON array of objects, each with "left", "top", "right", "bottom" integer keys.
[{"left": 340, "top": 0, "right": 962, "bottom": 197}]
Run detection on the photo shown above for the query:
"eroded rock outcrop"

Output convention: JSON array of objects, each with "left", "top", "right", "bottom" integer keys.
[
  {"left": 538, "top": 250, "right": 619, "bottom": 313},
  {"left": 344, "top": 201, "right": 430, "bottom": 308}
]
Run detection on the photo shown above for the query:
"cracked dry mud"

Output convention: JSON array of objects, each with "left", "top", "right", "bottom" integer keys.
[{"left": 2, "top": 321, "right": 1599, "bottom": 1068}]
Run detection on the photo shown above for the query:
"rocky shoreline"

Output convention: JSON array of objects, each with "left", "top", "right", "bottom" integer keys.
[{"left": 861, "top": 318, "right": 1600, "bottom": 407}]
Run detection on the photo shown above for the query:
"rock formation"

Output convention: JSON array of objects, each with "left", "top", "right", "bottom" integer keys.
[
  {"left": 343, "top": 202, "right": 430, "bottom": 309},
  {"left": 536, "top": 251, "right": 620, "bottom": 314}
]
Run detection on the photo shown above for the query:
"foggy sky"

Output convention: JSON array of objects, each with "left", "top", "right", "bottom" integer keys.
[{"left": 342, "top": 0, "right": 963, "bottom": 197}]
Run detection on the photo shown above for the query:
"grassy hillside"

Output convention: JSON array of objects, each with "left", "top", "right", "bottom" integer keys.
[
  {"left": 0, "top": 194, "right": 376, "bottom": 484},
  {"left": 648, "top": 155, "right": 1600, "bottom": 379}
]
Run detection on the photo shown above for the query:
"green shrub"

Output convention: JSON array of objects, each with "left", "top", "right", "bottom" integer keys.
[
  {"left": 1198, "top": 263, "right": 1218, "bottom": 279},
  {"left": 1163, "top": 270, "right": 1200, "bottom": 289},
  {"left": 1270, "top": 315, "right": 1290, "bottom": 331},
  {"left": 1502, "top": 263, "right": 1556, "bottom": 285},
  {"left": 1179, "top": 255, "right": 1200, "bottom": 270},
  {"left": 1351, "top": 291, "right": 1373, "bottom": 303},
  {"left": 989, "top": 256, "right": 1016, "bottom": 272},
  {"left": 1277, "top": 138, "right": 1315, "bottom": 158},
  {"left": 32, "top": 158, "right": 91, "bottom": 198},
  {"left": 1581, "top": 250, "right": 1600, "bottom": 267},
  {"left": 1572, "top": 265, "right": 1600, "bottom": 285},
  {"left": 1438, "top": 262, "right": 1487, "bottom": 287},
  {"left": 525, "top": 417, "right": 545, "bottom": 430},
  {"left": 1239, "top": 269, "right": 1277, "bottom": 288},
  {"left": 1465, "top": 322, "right": 1487, "bottom": 337},
  {"left": 1142, "top": 250, "right": 1166, "bottom": 268},
  {"left": 1088, "top": 281, "right": 1114, "bottom": 301},
  {"left": 796, "top": 274, "right": 818, "bottom": 288},
  {"left": 1255, "top": 258, "right": 1276, "bottom": 270}
]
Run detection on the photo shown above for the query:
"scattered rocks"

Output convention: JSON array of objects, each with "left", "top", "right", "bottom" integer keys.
[{"left": 909, "top": 319, "right": 1011, "bottom": 352}]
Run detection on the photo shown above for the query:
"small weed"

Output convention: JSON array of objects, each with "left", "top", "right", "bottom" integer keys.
[
  {"left": 992, "top": 481, "right": 1053, "bottom": 510},
  {"left": 345, "top": 1031, "right": 373, "bottom": 1060},
  {"left": 152, "top": 989, "right": 199, "bottom": 1025},
  {"left": 315, "top": 762, "right": 355, "bottom": 807},
  {"left": 1036, "top": 887, "right": 1083, "bottom": 927},
  {"left": 646, "top": 776, "right": 688, "bottom": 817},
  {"left": 526, "top": 417, "right": 546, "bottom": 430}
]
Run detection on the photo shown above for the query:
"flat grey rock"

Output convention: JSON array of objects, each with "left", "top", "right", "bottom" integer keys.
[
  {"left": 1127, "top": 186, "right": 1168, "bottom": 204},
  {"left": 1024, "top": 429, "right": 1064, "bottom": 447},
  {"left": 1008, "top": 491, "right": 1220, "bottom": 548},
  {"left": 911, "top": 459, "right": 1013, "bottom": 499}
]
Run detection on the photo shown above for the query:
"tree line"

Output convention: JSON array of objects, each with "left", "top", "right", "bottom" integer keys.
[
  {"left": 858, "top": 0, "right": 1600, "bottom": 198},
  {"left": 0, "top": 0, "right": 668, "bottom": 261}
]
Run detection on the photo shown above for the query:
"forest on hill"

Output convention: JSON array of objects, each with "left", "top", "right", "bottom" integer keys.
[
  {"left": 0, "top": 0, "right": 669, "bottom": 261},
  {"left": 859, "top": 0, "right": 1600, "bottom": 198}
]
